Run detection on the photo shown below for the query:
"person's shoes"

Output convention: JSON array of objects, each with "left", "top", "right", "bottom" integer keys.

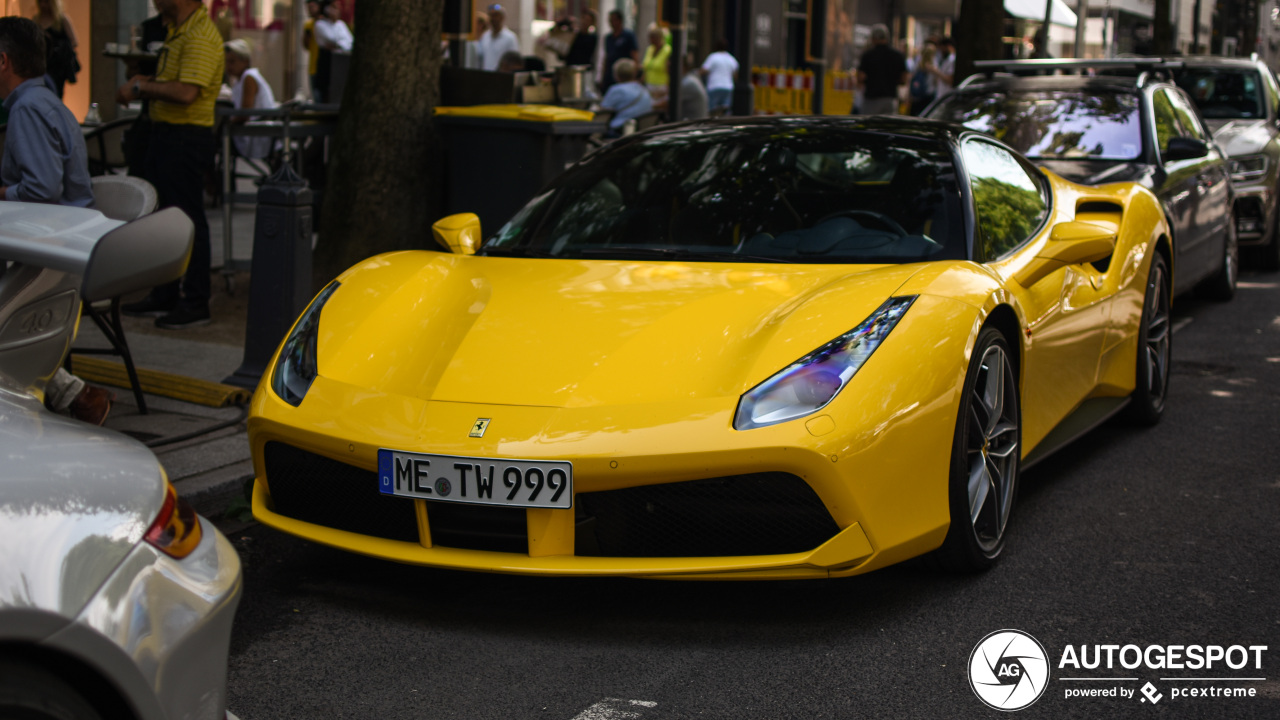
[
  {"left": 122, "top": 295, "right": 177, "bottom": 318},
  {"left": 155, "top": 303, "right": 212, "bottom": 329},
  {"left": 69, "top": 385, "right": 113, "bottom": 425}
]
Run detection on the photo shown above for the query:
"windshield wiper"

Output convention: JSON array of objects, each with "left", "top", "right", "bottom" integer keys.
[
  {"left": 478, "top": 246, "right": 551, "bottom": 258},
  {"left": 576, "top": 246, "right": 787, "bottom": 263}
]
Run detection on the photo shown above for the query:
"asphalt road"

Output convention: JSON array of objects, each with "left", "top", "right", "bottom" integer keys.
[{"left": 224, "top": 271, "right": 1280, "bottom": 720}]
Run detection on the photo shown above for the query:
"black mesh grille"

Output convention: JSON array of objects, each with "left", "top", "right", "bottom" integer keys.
[
  {"left": 427, "top": 502, "right": 528, "bottom": 554},
  {"left": 263, "top": 442, "right": 420, "bottom": 543},
  {"left": 575, "top": 472, "right": 840, "bottom": 557}
]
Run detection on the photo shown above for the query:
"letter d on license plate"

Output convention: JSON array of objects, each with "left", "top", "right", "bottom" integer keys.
[{"left": 377, "top": 449, "right": 572, "bottom": 509}]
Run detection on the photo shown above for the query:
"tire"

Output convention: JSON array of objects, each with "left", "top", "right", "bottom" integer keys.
[
  {"left": 0, "top": 659, "right": 104, "bottom": 720},
  {"left": 1123, "top": 253, "right": 1172, "bottom": 426},
  {"left": 934, "top": 327, "right": 1020, "bottom": 572},
  {"left": 1200, "top": 216, "right": 1238, "bottom": 301}
]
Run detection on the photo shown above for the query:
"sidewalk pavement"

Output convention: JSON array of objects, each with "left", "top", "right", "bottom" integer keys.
[{"left": 72, "top": 196, "right": 263, "bottom": 520}]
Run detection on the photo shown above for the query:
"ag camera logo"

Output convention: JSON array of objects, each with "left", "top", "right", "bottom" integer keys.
[{"left": 969, "top": 629, "right": 1050, "bottom": 711}]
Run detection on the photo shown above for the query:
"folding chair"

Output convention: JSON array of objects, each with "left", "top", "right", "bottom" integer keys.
[{"left": 73, "top": 175, "right": 159, "bottom": 412}]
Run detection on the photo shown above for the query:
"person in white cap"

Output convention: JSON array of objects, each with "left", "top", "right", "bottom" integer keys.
[
  {"left": 224, "top": 38, "right": 277, "bottom": 159},
  {"left": 477, "top": 3, "right": 519, "bottom": 72}
]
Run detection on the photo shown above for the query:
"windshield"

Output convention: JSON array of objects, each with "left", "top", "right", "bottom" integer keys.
[
  {"left": 484, "top": 126, "right": 966, "bottom": 264},
  {"left": 1174, "top": 68, "right": 1265, "bottom": 119},
  {"left": 928, "top": 90, "right": 1143, "bottom": 160}
]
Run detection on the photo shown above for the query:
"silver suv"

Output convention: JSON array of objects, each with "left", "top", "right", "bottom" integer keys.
[{"left": 1168, "top": 55, "right": 1280, "bottom": 270}]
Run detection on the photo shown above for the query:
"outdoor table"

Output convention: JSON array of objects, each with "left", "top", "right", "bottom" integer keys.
[{"left": 216, "top": 104, "right": 339, "bottom": 294}]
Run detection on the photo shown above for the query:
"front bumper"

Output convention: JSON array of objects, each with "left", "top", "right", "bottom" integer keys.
[
  {"left": 254, "top": 476, "right": 875, "bottom": 579},
  {"left": 44, "top": 518, "right": 243, "bottom": 720},
  {"left": 1231, "top": 180, "right": 1275, "bottom": 246},
  {"left": 250, "top": 305, "right": 972, "bottom": 580}
]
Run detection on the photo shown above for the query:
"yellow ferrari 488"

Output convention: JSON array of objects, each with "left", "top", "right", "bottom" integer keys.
[{"left": 250, "top": 116, "right": 1172, "bottom": 579}]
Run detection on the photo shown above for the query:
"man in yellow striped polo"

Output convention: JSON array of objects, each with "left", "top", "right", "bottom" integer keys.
[{"left": 118, "top": 0, "right": 224, "bottom": 329}]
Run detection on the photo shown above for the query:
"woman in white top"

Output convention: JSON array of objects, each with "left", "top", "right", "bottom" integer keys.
[
  {"left": 700, "top": 39, "right": 739, "bottom": 113},
  {"left": 224, "top": 39, "right": 278, "bottom": 159}
]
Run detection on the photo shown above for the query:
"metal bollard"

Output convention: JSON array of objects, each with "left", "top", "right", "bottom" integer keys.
[{"left": 223, "top": 160, "right": 314, "bottom": 390}]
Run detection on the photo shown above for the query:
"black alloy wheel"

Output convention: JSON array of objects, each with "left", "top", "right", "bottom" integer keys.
[
  {"left": 935, "top": 327, "right": 1020, "bottom": 572},
  {"left": 1124, "top": 252, "right": 1172, "bottom": 426}
]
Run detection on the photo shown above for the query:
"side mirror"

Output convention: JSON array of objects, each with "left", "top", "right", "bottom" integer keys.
[
  {"left": 1163, "top": 137, "right": 1209, "bottom": 163},
  {"left": 432, "top": 213, "right": 482, "bottom": 256},
  {"left": 1014, "top": 221, "right": 1116, "bottom": 287}
]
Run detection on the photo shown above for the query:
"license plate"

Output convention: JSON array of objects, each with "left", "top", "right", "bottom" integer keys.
[{"left": 377, "top": 449, "right": 572, "bottom": 509}]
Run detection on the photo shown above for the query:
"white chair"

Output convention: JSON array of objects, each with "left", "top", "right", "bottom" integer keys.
[
  {"left": 92, "top": 175, "right": 158, "bottom": 221},
  {"left": 73, "top": 176, "right": 161, "bottom": 412}
]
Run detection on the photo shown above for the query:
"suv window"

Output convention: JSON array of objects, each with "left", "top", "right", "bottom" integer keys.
[
  {"left": 962, "top": 139, "right": 1048, "bottom": 260},
  {"left": 1173, "top": 68, "right": 1266, "bottom": 119}
]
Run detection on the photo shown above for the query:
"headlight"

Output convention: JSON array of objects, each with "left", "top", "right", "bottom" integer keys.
[
  {"left": 733, "top": 296, "right": 916, "bottom": 430},
  {"left": 1229, "top": 154, "right": 1268, "bottom": 182},
  {"left": 270, "top": 281, "right": 340, "bottom": 406}
]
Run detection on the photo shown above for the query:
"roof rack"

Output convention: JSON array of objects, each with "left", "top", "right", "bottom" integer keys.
[
  {"left": 973, "top": 58, "right": 1183, "bottom": 72},
  {"left": 967, "top": 58, "right": 1181, "bottom": 86}
]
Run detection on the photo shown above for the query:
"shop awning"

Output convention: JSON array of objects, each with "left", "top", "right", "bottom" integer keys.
[{"left": 1004, "top": 0, "right": 1079, "bottom": 27}]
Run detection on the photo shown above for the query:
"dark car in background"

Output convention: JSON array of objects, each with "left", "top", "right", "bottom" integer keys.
[
  {"left": 1166, "top": 55, "right": 1280, "bottom": 270},
  {"left": 925, "top": 60, "right": 1238, "bottom": 299}
]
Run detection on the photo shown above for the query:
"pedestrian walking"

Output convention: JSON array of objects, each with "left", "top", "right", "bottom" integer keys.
[
  {"left": 602, "top": 10, "right": 638, "bottom": 90},
  {"left": 856, "top": 24, "right": 906, "bottom": 115},
  {"left": 908, "top": 43, "right": 938, "bottom": 116},
  {"left": 678, "top": 53, "right": 709, "bottom": 121},
  {"left": 932, "top": 36, "right": 955, "bottom": 98},
  {"left": 119, "top": 0, "right": 224, "bottom": 330},
  {"left": 700, "top": 39, "right": 738, "bottom": 113},
  {"left": 561, "top": 9, "right": 598, "bottom": 69},
  {"left": 641, "top": 27, "right": 671, "bottom": 105},
  {"left": 476, "top": 3, "right": 519, "bottom": 72},
  {"left": 32, "top": 0, "right": 78, "bottom": 98}
]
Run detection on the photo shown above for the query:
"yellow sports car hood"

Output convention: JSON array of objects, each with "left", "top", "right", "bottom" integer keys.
[{"left": 319, "top": 252, "right": 927, "bottom": 408}]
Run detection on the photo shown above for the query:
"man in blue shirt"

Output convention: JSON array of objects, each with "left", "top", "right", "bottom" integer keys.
[
  {"left": 601, "top": 9, "right": 637, "bottom": 91},
  {"left": 599, "top": 58, "right": 652, "bottom": 137},
  {"left": 0, "top": 17, "right": 110, "bottom": 424},
  {"left": 0, "top": 17, "right": 93, "bottom": 207}
]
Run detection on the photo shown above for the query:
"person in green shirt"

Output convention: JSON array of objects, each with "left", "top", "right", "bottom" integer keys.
[{"left": 641, "top": 27, "right": 671, "bottom": 106}]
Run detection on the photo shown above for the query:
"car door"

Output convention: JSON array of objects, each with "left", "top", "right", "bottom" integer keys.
[
  {"left": 1168, "top": 87, "right": 1232, "bottom": 279},
  {"left": 962, "top": 138, "right": 1110, "bottom": 450},
  {"left": 1150, "top": 87, "right": 1205, "bottom": 290}
]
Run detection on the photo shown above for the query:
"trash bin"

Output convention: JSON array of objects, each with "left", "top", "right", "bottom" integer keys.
[{"left": 434, "top": 104, "right": 606, "bottom": 235}]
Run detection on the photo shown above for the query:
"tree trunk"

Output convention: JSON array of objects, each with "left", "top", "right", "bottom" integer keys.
[
  {"left": 954, "top": 0, "right": 1006, "bottom": 86},
  {"left": 312, "top": 0, "right": 444, "bottom": 288},
  {"left": 1153, "top": 0, "right": 1173, "bottom": 55}
]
